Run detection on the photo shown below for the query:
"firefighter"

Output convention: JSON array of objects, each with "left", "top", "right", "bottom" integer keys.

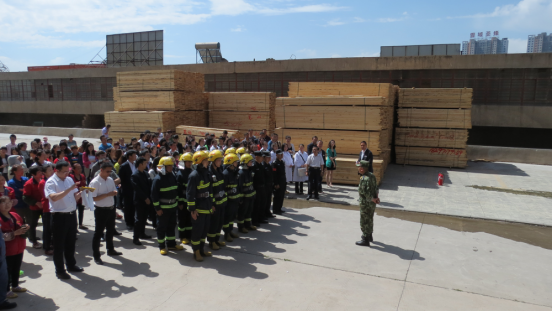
[
  {"left": 236, "top": 147, "right": 247, "bottom": 160},
  {"left": 176, "top": 152, "right": 194, "bottom": 244},
  {"left": 187, "top": 151, "right": 214, "bottom": 262},
  {"left": 263, "top": 151, "right": 275, "bottom": 220},
  {"left": 237, "top": 153, "right": 256, "bottom": 233},
  {"left": 151, "top": 156, "right": 185, "bottom": 255},
  {"left": 222, "top": 153, "right": 241, "bottom": 242},
  {"left": 272, "top": 150, "right": 287, "bottom": 215},
  {"left": 224, "top": 147, "right": 236, "bottom": 156},
  {"left": 207, "top": 150, "right": 227, "bottom": 250},
  {"left": 252, "top": 151, "right": 266, "bottom": 227}
]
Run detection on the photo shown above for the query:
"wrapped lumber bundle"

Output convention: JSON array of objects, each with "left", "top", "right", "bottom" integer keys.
[
  {"left": 398, "top": 88, "right": 472, "bottom": 108},
  {"left": 176, "top": 125, "right": 242, "bottom": 140},
  {"left": 274, "top": 128, "right": 389, "bottom": 156},
  {"left": 397, "top": 109, "right": 471, "bottom": 129},
  {"left": 116, "top": 70, "right": 204, "bottom": 92},
  {"left": 105, "top": 110, "right": 207, "bottom": 133},
  {"left": 332, "top": 156, "right": 386, "bottom": 185},
  {"left": 209, "top": 111, "right": 274, "bottom": 133},
  {"left": 395, "top": 146, "right": 467, "bottom": 168},
  {"left": 276, "top": 96, "right": 386, "bottom": 107},
  {"left": 276, "top": 106, "right": 393, "bottom": 131},
  {"left": 113, "top": 88, "right": 208, "bottom": 111},
  {"left": 209, "top": 92, "right": 275, "bottom": 111},
  {"left": 395, "top": 128, "right": 468, "bottom": 149},
  {"left": 288, "top": 82, "right": 395, "bottom": 105}
]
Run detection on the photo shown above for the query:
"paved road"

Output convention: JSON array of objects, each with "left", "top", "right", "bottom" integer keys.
[{"left": 15, "top": 205, "right": 551, "bottom": 310}]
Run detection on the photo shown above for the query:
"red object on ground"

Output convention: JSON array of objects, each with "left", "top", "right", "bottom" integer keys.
[
  {"left": 27, "top": 64, "right": 105, "bottom": 71},
  {"left": 438, "top": 173, "right": 444, "bottom": 186}
]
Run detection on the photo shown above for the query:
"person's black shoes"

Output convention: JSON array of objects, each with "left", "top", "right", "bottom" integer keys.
[
  {"left": 113, "top": 230, "right": 122, "bottom": 236},
  {"left": 56, "top": 272, "right": 72, "bottom": 280},
  {"left": 369, "top": 234, "right": 373, "bottom": 242},
  {"left": 133, "top": 239, "right": 143, "bottom": 246},
  {"left": 67, "top": 265, "right": 84, "bottom": 272},
  {"left": 139, "top": 234, "right": 152, "bottom": 239},
  {"left": 355, "top": 236, "right": 370, "bottom": 247},
  {"left": 126, "top": 226, "right": 134, "bottom": 231},
  {"left": 107, "top": 250, "right": 123, "bottom": 257},
  {"left": 306, "top": 195, "right": 312, "bottom": 200},
  {"left": 94, "top": 258, "right": 104, "bottom": 265},
  {"left": 0, "top": 300, "right": 17, "bottom": 310},
  {"left": 260, "top": 219, "right": 269, "bottom": 224},
  {"left": 267, "top": 214, "right": 276, "bottom": 218}
]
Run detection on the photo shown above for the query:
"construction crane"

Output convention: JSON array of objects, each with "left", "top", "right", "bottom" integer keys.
[{"left": 0, "top": 60, "right": 9, "bottom": 72}]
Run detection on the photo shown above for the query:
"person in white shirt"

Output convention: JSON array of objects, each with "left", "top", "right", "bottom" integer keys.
[
  {"left": 292, "top": 144, "right": 308, "bottom": 194},
  {"left": 44, "top": 161, "right": 84, "bottom": 279},
  {"left": 89, "top": 162, "right": 122, "bottom": 265},
  {"left": 282, "top": 144, "right": 294, "bottom": 183},
  {"left": 209, "top": 140, "right": 218, "bottom": 152},
  {"left": 5, "top": 135, "right": 17, "bottom": 155},
  {"left": 305, "top": 146, "right": 324, "bottom": 200},
  {"left": 101, "top": 125, "right": 111, "bottom": 138}
]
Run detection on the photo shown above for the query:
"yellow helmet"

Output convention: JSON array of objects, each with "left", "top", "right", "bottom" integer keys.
[
  {"left": 236, "top": 147, "right": 246, "bottom": 155},
  {"left": 158, "top": 156, "right": 175, "bottom": 166},
  {"left": 179, "top": 152, "right": 193, "bottom": 162},
  {"left": 208, "top": 150, "right": 224, "bottom": 162},
  {"left": 224, "top": 147, "right": 236, "bottom": 155},
  {"left": 224, "top": 153, "right": 240, "bottom": 166},
  {"left": 193, "top": 151, "right": 209, "bottom": 165},
  {"left": 240, "top": 153, "right": 254, "bottom": 165}
]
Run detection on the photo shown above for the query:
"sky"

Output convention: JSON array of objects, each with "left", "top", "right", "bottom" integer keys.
[{"left": 0, "top": 0, "right": 551, "bottom": 72}]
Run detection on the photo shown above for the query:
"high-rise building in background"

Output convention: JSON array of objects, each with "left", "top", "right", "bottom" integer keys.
[
  {"left": 527, "top": 33, "right": 552, "bottom": 53},
  {"left": 462, "top": 31, "right": 508, "bottom": 55}
]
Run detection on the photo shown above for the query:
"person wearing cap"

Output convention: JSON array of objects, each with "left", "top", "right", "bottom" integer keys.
[
  {"left": 206, "top": 150, "right": 227, "bottom": 250},
  {"left": 237, "top": 153, "right": 256, "bottom": 233},
  {"left": 130, "top": 157, "right": 153, "bottom": 246},
  {"left": 151, "top": 156, "right": 184, "bottom": 255},
  {"left": 187, "top": 151, "right": 214, "bottom": 262},
  {"left": 176, "top": 153, "right": 194, "bottom": 244},
  {"left": 222, "top": 153, "right": 241, "bottom": 242},
  {"left": 262, "top": 151, "right": 275, "bottom": 220},
  {"left": 356, "top": 160, "right": 380, "bottom": 247},
  {"left": 251, "top": 151, "right": 267, "bottom": 226},
  {"left": 272, "top": 149, "right": 287, "bottom": 215}
]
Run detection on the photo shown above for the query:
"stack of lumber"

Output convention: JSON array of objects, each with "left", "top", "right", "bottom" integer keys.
[
  {"left": 176, "top": 125, "right": 242, "bottom": 141},
  {"left": 276, "top": 82, "right": 397, "bottom": 185},
  {"left": 208, "top": 92, "right": 276, "bottom": 133},
  {"left": 395, "top": 88, "right": 472, "bottom": 168},
  {"left": 107, "top": 69, "right": 209, "bottom": 140}
]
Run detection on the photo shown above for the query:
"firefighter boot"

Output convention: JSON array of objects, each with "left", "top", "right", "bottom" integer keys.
[
  {"left": 181, "top": 238, "right": 191, "bottom": 245},
  {"left": 230, "top": 231, "right": 239, "bottom": 238},
  {"left": 210, "top": 242, "right": 220, "bottom": 250},
  {"left": 224, "top": 233, "right": 233, "bottom": 242},
  {"left": 194, "top": 250, "right": 204, "bottom": 262}
]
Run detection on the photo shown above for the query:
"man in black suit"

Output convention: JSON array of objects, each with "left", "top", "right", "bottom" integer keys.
[
  {"left": 307, "top": 136, "right": 318, "bottom": 155},
  {"left": 130, "top": 157, "right": 152, "bottom": 245},
  {"left": 357, "top": 141, "right": 373, "bottom": 173},
  {"left": 119, "top": 150, "right": 138, "bottom": 230}
]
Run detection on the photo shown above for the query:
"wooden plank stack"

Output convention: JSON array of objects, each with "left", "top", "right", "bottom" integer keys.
[
  {"left": 395, "top": 88, "right": 472, "bottom": 168},
  {"left": 208, "top": 92, "right": 276, "bottom": 133},
  {"left": 106, "top": 70, "right": 209, "bottom": 140},
  {"left": 176, "top": 125, "right": 242, "bottom": 141},
  {"left": 276, "top": 82, "right": 398, "bottom": 185}
]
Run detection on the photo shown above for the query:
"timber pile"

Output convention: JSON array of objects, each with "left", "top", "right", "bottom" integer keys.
[
  {"left": 276, "top": 82, "right": 397, "bottom": 185},
  {"left": 395, "top": 88, "right": 472, "bottom": 168},
  {"left": 176, "top": 125, "right": 242, "bottom": 141},
  {"left": 116, "top": 70, "right": 204, "bottom": 92},
  {"left": 208, "top": 92, "right": 276, "bottom": 133},
  {"left": 113, "top": 88, "right": 207, "bottom": 111}
]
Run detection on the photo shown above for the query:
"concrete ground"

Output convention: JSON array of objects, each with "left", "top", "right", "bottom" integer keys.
[{"left": 15, "top": 204, "right": 552, "bottom": 310}]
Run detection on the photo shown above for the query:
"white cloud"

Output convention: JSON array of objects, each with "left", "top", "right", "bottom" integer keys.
[
  {"left": 376, "top": 17, "right": 404, "bottom": 23},
  {"left": 331, "top": 53, "right": 341, "bottom": 58},
  {"left": 231, "top": 25, "right": 246, "bottom": 32},
  {"left": 353, "top": 17, "right": 365, "bottom": 23},
  {"left": 49, "top": 57, "right": 65, "bottom": 65},
  {"left": 357, "top": 52, "right": 380, "bottom": 57},
  {"left": 210, "top": 0, "right": 254, "bottom": 16},
  {"left": 258, "top": 4, "right": 345, "bottom": 15},
  {"left": 508, "top": 38, "right": 529, "bottom": 53},
  {"left": 326, "top": 19, "right": 345, "bottom": 26},
  {"left": 0, "top": 56, "right": 29, "bottom": 72},
  {"left": 298, "top": 48, "right": 317, "bottom": 57}
]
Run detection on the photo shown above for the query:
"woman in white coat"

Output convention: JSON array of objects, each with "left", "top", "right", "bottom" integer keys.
[
  {"left": 292, "top": 144, "right": 308, "bottom": 194},
  {"left": 282, "top": 144, "right": 294, "bottom": 183}
]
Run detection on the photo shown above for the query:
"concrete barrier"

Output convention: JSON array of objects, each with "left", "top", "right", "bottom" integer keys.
[
  {"left": 0, "top": 125, "right": 101, "bottom": 138},
  {"left": 467, "top": 145, "right": 552, "bottom": 165}
]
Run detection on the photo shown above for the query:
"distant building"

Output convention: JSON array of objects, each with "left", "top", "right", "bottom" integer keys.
[
  {"left": 527, "top": 33, "right": 552, "bottom": 53},
  {"left": 462, "top": 31, "right": 508, "bottom": 55}
]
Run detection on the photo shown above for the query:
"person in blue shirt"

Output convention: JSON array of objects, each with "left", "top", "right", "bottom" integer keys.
[
  {"left": 7, "top": 165, "right": 29, "bottom": 226},
  {"left": 98, "top": 135, "right": 112, "bottom": 152}
]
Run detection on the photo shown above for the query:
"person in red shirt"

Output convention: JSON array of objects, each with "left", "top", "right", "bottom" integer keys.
[
  {"left": 22, "top": 166, "right": 43, "bottom": 249},
  {"left": 69, "top": 163, "right": 88, "bottom": 230},
  {"left": 0, "top": 196, "right": 28, "bottom": 298},
  {"left": 0, "top": 175, "right": 16, "bottom": 206},
  {"left": 53, "top": 150, "right": 69, "bottom": 165},
  {"left": 38, "top": 164, "right": 54, "bottom": 255}
]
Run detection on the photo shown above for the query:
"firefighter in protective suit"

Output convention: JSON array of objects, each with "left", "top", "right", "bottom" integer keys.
[
  {"left": 237, "top": 153, "right": 256, "bottom": 233},
  {"left": 222, "top": 153, "right": 241, "bottom": 242},
  {"left": 187, "top": 151, "right": 214, "bottom": 262},
  {"left": 236, "top": 147, "right": 247, "bottom": 160},
  {"left": 225, "top": 147, "right": 236, "bottom": 156},
  {"left": 151, "top": 156, "right": 185, "bottom": 255},
  {"left": 207, "top": 150, "right": 227, "bottom": 250},
  {"left": 176, "top": 152, "right": 194, "bottom": 244}
]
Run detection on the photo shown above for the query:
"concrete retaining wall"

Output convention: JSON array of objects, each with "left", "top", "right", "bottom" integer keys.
[
  {"left": 0, "top": 125, "right": 102, "bottom": 138},
  {"left": 467, "top": 145, "right": 552, "bottom": 165}
]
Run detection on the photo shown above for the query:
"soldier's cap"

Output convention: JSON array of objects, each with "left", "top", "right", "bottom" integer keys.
[
  {"left": 262, "top": 151, "right": 271, "bottom": 157},
  {"left": 356, "top": 160, "right": 370, "bottom": 168},
  {"left": 275, "top": 149, "right": 283, "bottom": 155},
  {"left": 254, "top": 151, "right": 263, "bottom": 157}
]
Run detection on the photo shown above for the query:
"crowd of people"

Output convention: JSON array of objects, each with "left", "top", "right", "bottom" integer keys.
[{"left": 0, "top": 128, "right": 375, "bottom": 310}]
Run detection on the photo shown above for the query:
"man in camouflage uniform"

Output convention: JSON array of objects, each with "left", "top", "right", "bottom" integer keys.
[{"left": 356, "top": 160, "right": 380, "bottom": 247}]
